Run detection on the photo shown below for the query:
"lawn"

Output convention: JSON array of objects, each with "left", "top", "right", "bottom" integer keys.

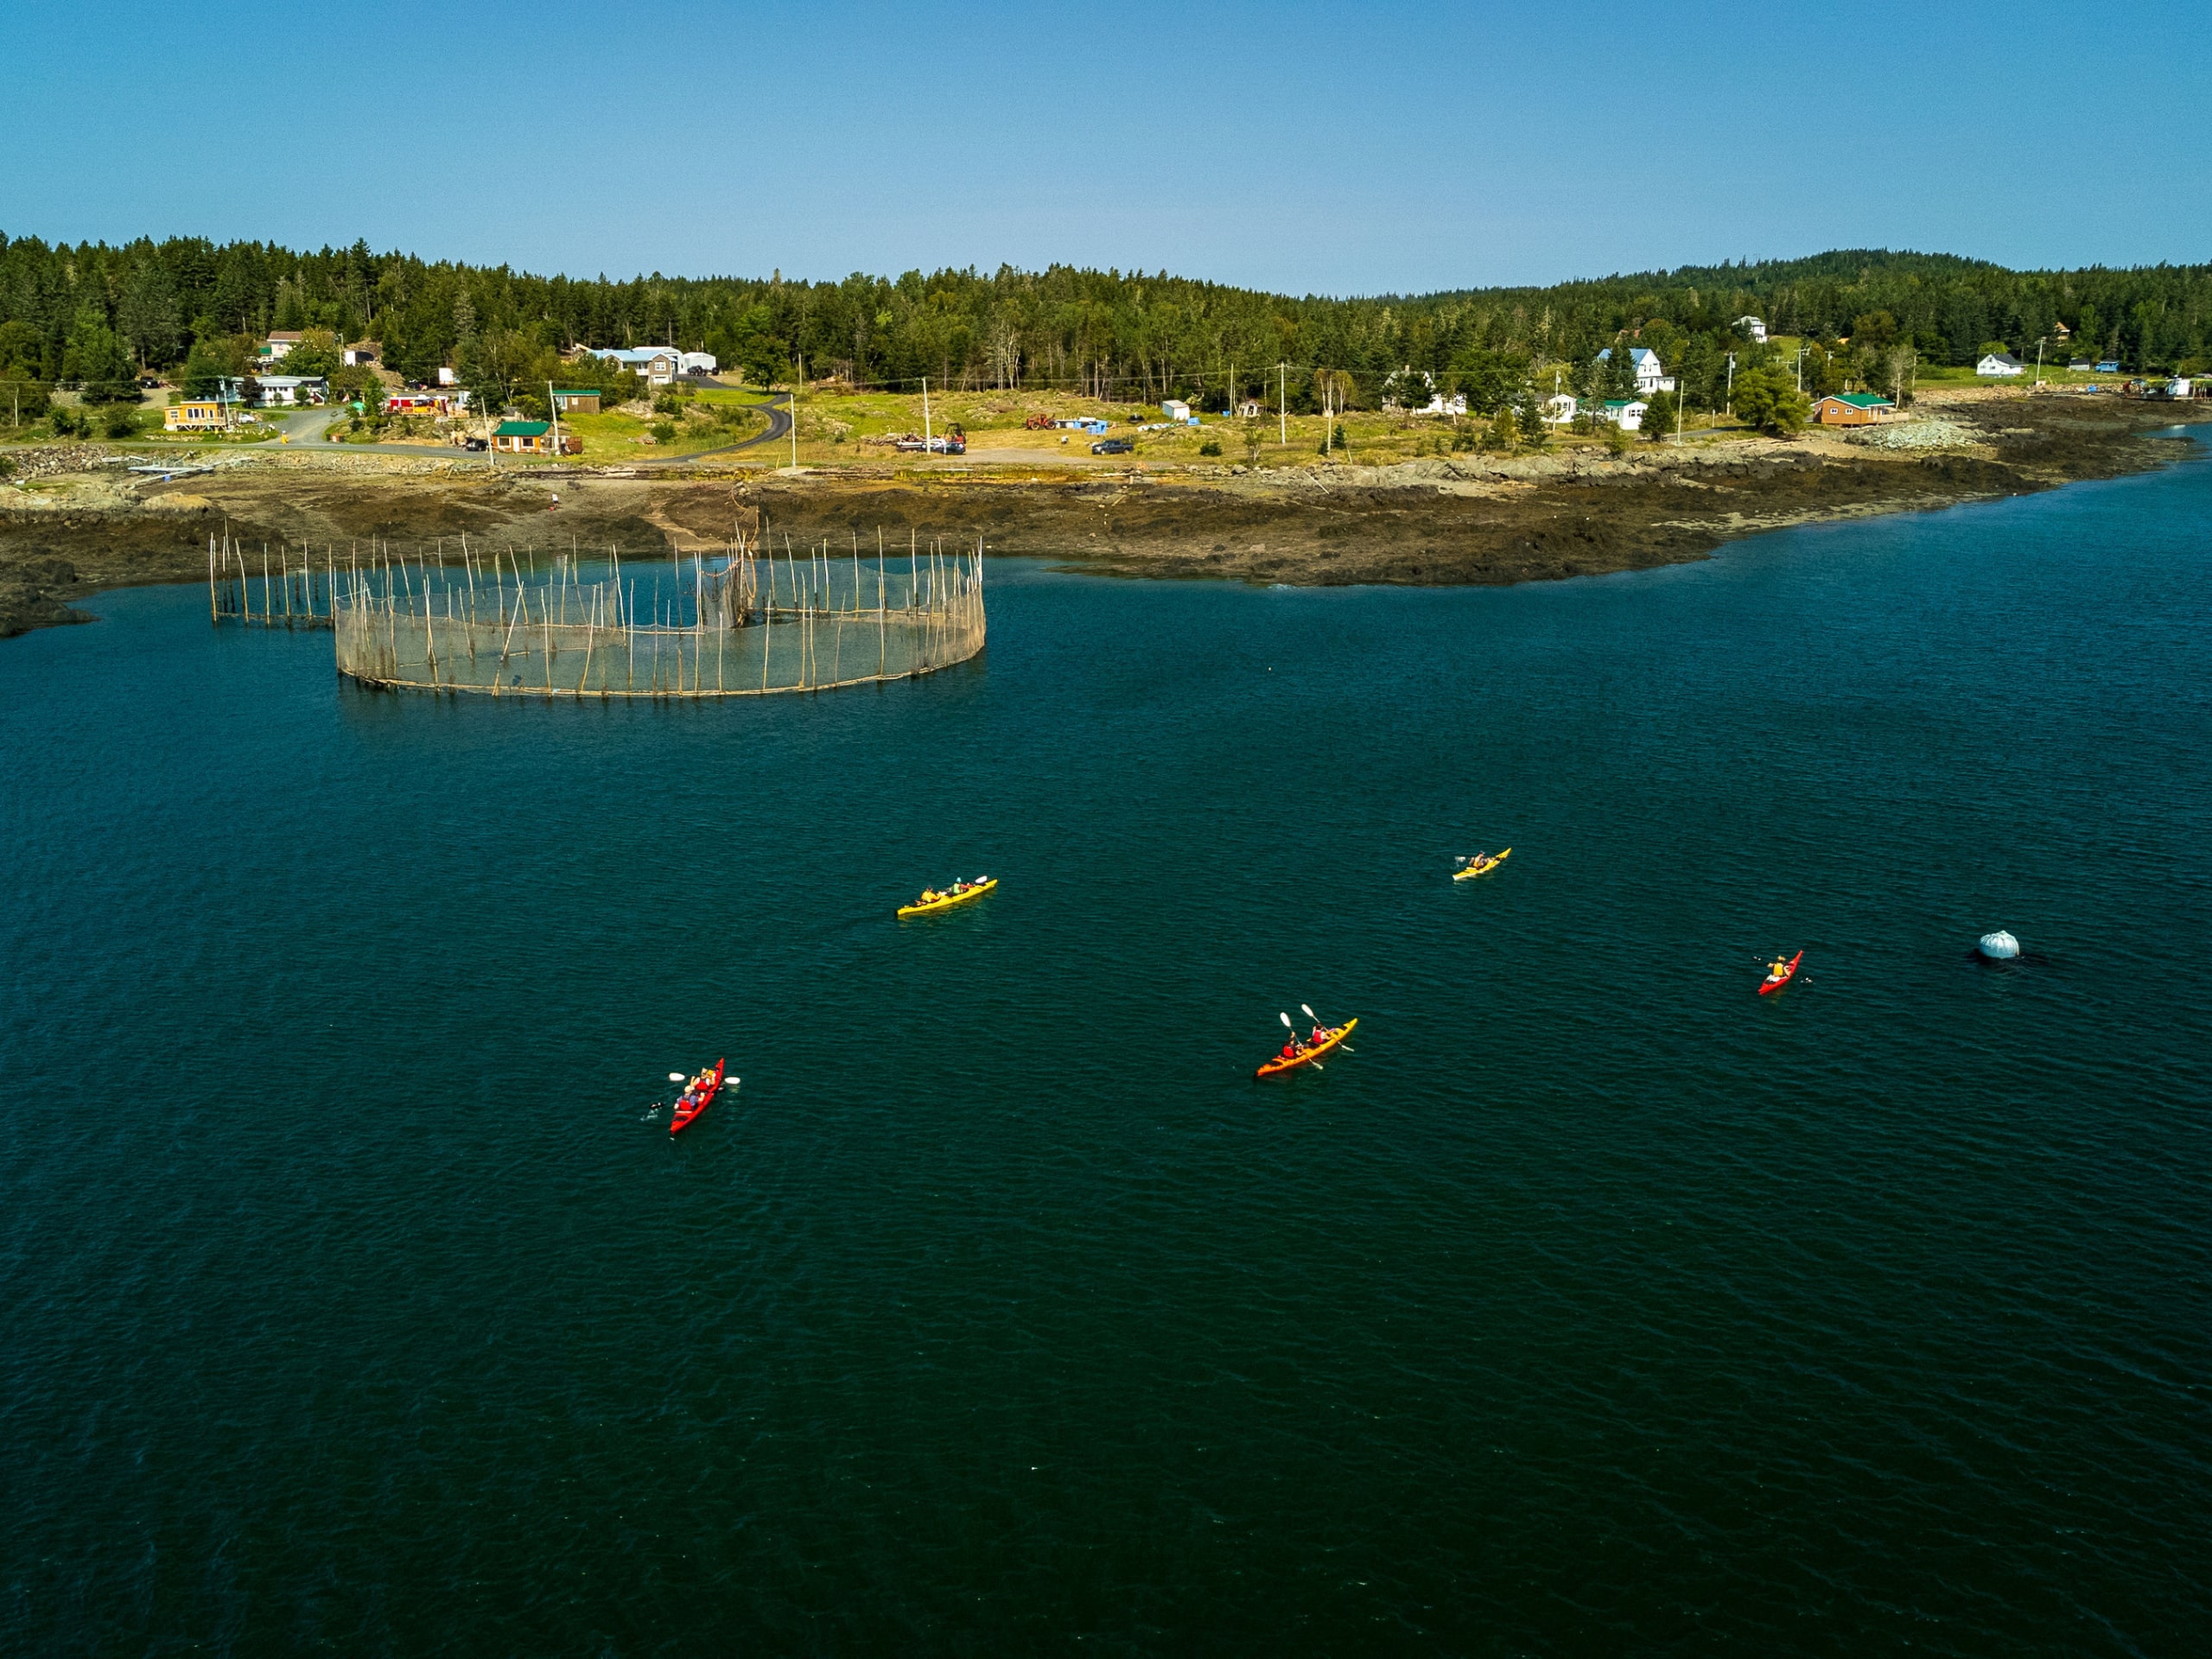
[
  {"left": 753, "top": 383, "right": 1663, "bottom": 471},
  {"left": 557, "top": 390, "right": 767, "bottom": 459}
]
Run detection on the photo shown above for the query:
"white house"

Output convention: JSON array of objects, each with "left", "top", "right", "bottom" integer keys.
[
  {"left": 1541, "top": 393, "right": 1579, "bottom": 425},
  {"left": 249, "top": 374, "right": 327, "bottom": 407},
  {"left": 1161, "top": 398, "right": 1196, "bottom": 424},
  {"left": 259, "top": 331, "right": 302, "bottom": 362},
  {"left": 1735, "top": 316, "right": 1769, "bottom": 343},
  {"left": 1412, "top": 391, "right": 1469, "bottom": 416},
  {"left": 579, "top": 346, "right": 713, "bottom": 385},
  {"left": 1977, "top": 353, "right": 2025, "bottom": 378},
  {"left": 1595, "top": 346, "right": 1675, "bottom": 395},
  {"left": 1601, "top": 398, "right": 1649, "bottom": 432}
]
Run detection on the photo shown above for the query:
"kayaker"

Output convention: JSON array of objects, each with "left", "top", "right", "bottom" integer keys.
[
  {"left": 1281, "top": 1039, "right": 1300, "bottom": 1060},
  {"left": 1768, "top": 957, "right": 1789, "bottom": 980},
  {"left": 1311, "top": 1023, "right": 1329, "bottom": 1046}
]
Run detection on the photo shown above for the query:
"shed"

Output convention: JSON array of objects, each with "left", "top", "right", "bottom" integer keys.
[{"left": 550, "top": 389, "right": 602, "bottom": 415}]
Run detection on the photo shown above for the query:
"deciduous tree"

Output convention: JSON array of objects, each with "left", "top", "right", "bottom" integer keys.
[{"left": 1730, "top": 365, "right": 1809, "bottom": 435}]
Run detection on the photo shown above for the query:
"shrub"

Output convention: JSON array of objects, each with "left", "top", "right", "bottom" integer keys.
[
  {"left": 1198, "top": 438, "right": 1222, "bottom": 456},
  {"left": 49, "top": 406, "right": 86, "bottom": 437},
  {"left": 649, "top": 421, "right": 677, "bottom": 442},
  {"left": 102, "top": 404, "right": 139, "bottom": 439},
  {"left": 652, "top": 391, "right": 685, "bottom": 416}
]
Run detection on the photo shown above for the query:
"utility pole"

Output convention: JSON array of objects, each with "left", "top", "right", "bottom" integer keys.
[
  {"left": 1726, "top": 353, "right": 1736, "bottom": 417},
  {"left": 547, "top": 379, "right": 561, "bottom": 456},
  {"left": 1278, "top": 361, "right": 1287, "bottom": 445},
  {"left": 922, "top": 375, "right": 931, "bottom": 453},
  {"left": 2035, "top": 336, "right": 2046, "bottom": 387},
  {"left": 1795, "top": 344, "right": 1804, "bottom": 394}
]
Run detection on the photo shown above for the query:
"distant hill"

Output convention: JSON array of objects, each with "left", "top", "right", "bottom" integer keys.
[{"left": 2, "top": 233, "right": 2204, "bottom": 410}]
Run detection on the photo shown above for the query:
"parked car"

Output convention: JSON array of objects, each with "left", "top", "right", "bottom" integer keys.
[
  {"left": 1092, "top": 438, "right": 1135, "bottom": 454},
  {"left": 458, "top": 436, "right": 487, "bottom": 451}
]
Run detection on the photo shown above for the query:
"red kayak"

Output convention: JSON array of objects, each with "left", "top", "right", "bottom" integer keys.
[
  {"left": 1758, "top": 952, "right": 1804, "bottom": 995},
  {"left": 670, "top": 1058, "right": 727, "bottom": 1135}
]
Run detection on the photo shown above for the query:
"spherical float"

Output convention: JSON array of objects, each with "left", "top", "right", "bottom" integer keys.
[{"left": 1977, "top": 930, "right": 2020, "bottom": 960}]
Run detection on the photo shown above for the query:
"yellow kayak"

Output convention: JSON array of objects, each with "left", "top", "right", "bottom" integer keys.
[
  {"left": 1452, "top": 847, "right": 1512, "bottom": 881},
  {"left": 897, "top": 877, "right": 997, "bottom": 918}
]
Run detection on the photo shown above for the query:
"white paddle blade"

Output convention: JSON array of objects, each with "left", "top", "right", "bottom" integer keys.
[
  {"left": 1300, "top": 1004, "right": 1317, "bottom": 1020},
  {"left": 1279, "top": 1012, "right": 1292, "bottom": 1028},
  {"left": 668, "top": 1072, "right": 686, "bottom": 1082}
]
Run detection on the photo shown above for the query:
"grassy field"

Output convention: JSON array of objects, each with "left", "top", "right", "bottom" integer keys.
[
  {"left": 556, "top": 387, "right": 766, "bottom": 459},
  {"left": 755, "top": 384, "right": 1700, "bottom": 471}
]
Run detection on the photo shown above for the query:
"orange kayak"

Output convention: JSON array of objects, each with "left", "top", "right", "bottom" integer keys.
[{"left": 1255, "top": 1018, "right": 1358, "bottom": 1078}]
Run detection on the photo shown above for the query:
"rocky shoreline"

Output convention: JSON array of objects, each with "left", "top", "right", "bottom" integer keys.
[{"left": 3, "top": 391, "right": 2204, "bottom": 639}]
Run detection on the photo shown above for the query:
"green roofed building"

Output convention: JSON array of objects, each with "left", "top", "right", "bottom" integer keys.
[
  {"left": 1812, "top": 392, "right": 1897, "bottom": 427},
  {"left": 492, "top": 419, "right": 577, "bottom": 454}
]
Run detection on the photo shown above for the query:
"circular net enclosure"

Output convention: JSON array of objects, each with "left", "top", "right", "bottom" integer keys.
[{"left": 330, "top": 536, "right": 985, "bottom": 698}]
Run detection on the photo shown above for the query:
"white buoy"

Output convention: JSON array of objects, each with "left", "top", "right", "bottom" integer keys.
[{"left": 1978, "top": 931, "right": 2020, "bottom": 960}]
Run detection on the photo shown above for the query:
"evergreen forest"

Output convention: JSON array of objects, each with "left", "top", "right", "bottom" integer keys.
[{"left": 4, "top": 232, "right": 2209, "bottom": 423}]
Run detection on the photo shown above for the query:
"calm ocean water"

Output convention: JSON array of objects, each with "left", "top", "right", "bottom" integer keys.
[{"left": 4, "top": 445, "right": 2209, "bottom": 1655}]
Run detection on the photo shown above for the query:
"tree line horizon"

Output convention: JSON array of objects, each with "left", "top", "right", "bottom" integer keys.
[{"left": 3, "top": 232, "right": 2209, "bottom": 427}]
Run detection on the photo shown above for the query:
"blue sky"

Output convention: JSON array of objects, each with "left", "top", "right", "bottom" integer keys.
[{"left": 4, "top": 0, "right": 2204, "bottom": 294}]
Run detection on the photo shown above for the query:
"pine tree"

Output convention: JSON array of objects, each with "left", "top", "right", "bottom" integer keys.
[{"left": 118, "top": 262, "right": 181, "bottom": 368}]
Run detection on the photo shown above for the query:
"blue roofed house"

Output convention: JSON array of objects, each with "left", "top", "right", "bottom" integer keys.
[{"left": 1595, "top": 346, "right": 1675, "bottom": 395}]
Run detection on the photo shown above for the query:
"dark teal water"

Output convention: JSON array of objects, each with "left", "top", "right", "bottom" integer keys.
[{"left": 5, "top": 446, "right": 2209, "bottom": 1655}]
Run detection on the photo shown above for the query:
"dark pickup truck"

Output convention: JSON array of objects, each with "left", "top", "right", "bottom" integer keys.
[{"left": 1091, "top": 437, "right": 1135, "bottom": 454}]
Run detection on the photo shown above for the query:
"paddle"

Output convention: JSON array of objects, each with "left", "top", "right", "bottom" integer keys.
[
  {"left": 668, "top": 1071, "right": 686, "bottom": 1083},
  {"left": 1300, "top": 1002, "right": 1349, "bottom": 1046}
]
